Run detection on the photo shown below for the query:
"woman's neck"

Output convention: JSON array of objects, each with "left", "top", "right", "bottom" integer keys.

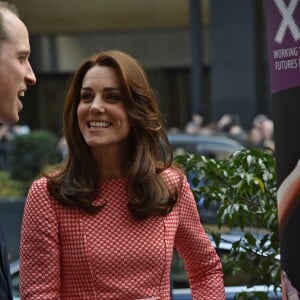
[{"left": 92, "top": 145, "right": 130, "bottom": 179}]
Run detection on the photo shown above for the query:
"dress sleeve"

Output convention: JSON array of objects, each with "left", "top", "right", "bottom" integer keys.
[
  {"left": 20, "top": 178, "right": 61, "bottom": 299},
  {"left": 174, "top": 176, "right": 225, "bottom": 300}
]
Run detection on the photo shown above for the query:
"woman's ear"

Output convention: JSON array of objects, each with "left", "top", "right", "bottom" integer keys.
[{"left": 131, "top": 127, "right": 137, "bottom": 134}]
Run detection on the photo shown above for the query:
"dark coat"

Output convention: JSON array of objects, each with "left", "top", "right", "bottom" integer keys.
[{"left": 0, "top": 225, "right": 12, "bottom": 300}]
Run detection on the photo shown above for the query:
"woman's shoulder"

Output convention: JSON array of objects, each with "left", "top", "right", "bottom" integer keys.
[
  {"left": 30, "top": 176, "right": 48, "bottom": 188},
  {"left": 24, "top": 176, "right": 59, "bottom": 212},
  {"left": 27, "top": 176, "right": 50, "bottom": 197},
  {"left": 161, "top": 167, "right": 186, "bottom": 187}
]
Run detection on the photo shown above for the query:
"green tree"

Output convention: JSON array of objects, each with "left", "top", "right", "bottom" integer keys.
[
  {"left": 8, "top": 130, "right": 59, "bottom": 183},
  {"left": 174, "top": 148, "right": 280, "bottom": 300},
  {"left": 0, "top": 171, "right": 26, "bottom": 197}
]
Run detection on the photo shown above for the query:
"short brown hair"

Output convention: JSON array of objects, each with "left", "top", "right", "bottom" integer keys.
[{"left": 0, "top": 2, "right": 18, "bottom": 44}]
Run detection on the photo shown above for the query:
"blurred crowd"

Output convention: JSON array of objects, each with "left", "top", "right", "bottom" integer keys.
[
  {"left": 176, "top": 112, "right": 275, "bottom": 151},
  {"left": 0, "top": 124, "right": 68, "bottom": 171},
  {"left": 0, "top": 112, "right": 274, "bottom": 171},
  {"left": 0, "top": 124, "right": 30, "bottom": 170}
]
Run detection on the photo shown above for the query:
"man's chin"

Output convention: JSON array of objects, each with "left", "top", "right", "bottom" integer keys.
[
  {"left": 9, "top": 113, "right": 19, "bottom": 124},
  {"left": 17, "top": 98, "right": 23, "bottom": 111},
  {"left": 0, "top": 114, "right": 19, "bottom": 124}
]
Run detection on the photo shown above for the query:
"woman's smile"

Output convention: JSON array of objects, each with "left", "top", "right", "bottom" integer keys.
[{"left": 88, "top": 121, "right": 112, "bottom": 129}]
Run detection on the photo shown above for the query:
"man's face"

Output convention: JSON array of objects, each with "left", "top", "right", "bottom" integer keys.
[{"left": 0, "top": 10, "right": 36, "bottom": 124}]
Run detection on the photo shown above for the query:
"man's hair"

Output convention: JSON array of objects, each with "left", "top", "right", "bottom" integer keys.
[{"left": 0, "top": 2, "right": 18, "bottom": 44}]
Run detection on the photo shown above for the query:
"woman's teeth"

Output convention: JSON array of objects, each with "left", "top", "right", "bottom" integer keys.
[{"left": 89, "top": 121, "right": 111, "bottom": 128}]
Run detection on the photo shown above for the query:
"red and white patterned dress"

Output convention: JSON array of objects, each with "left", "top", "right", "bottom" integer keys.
[{"left": 20, "top": 168, "right": 225, "bottom": 299}]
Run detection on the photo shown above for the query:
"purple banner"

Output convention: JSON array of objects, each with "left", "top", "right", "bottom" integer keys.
[{"left": 265, "top": 0, "right": 300, "bottom": 93}]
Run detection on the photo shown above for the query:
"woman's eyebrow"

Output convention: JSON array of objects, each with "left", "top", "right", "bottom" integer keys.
[
  {"left": 80, "top": 87, "right": 92, "bottom": 91},
  {"left": 104, "top": 87, "right": 120, "bottom": 91}
]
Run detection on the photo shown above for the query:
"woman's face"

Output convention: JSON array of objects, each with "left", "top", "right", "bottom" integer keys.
[{"left": 77, "top": 65, "right": 131, "bottom": 152}]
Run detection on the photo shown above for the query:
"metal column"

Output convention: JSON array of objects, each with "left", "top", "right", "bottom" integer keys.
[{"left": 189, "top": 0, "right": 202, "bottom": 115}]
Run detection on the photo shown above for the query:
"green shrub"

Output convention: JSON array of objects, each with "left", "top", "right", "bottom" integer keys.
[
  {"left": 8, "top": 130, "right": 59, "bottom": 183},
  {"left": 0, "top": 171, "right": 27, "bottom": 197},
  {"left": 174, "top": 148, "right": 280, "bottom": 299}
]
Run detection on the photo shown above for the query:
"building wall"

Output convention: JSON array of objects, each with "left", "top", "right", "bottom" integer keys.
[
  {"left": 211, "top": 0, "right": 256, "bottom": 128},
  {"left": 30, "top": 29, "right": 191, "bottom": 73},
  {"left": 18, "top": 1, "right": 271, "bottom": 131}
]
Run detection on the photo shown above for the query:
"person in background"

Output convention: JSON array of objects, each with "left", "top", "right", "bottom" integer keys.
[
  {"left": 260, "top": 118, "right": 274, "bottom": 150},
  {"left": 185, "top": 112, "right": 204, "bottom": 134},
  {"left": 0, "top": 125, "right": 12, "bottom": 170},
  {"left": 56, "top": 135, "right": 68, "bottom": 161},
  {"left": 246, "top": 126, "right": 264, "bottom": 149},
  {"left": 0, "top": 2, "right": 36, "bottom": 299},
  {"left": 20, "top": 49, "right": 225, "bottom": 299},
  {"left": 247, "top": 114, "right": 275, "bottom": 151}
]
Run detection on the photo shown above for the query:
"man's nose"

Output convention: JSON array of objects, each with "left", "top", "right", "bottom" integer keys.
[{"left": 25, "top": 62, "right": 37, "bottom": 85}]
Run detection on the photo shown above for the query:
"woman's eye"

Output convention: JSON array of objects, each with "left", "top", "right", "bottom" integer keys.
[
  {"left": 107, "top": 93, "right": 121, "bottom": 101},
  {"left": 80, "top": 93, "right": 93, "bottom": 102}
]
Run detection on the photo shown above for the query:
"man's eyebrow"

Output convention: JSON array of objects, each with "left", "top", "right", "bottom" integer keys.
[{"left": 18, "top": 50, "right": 31, "bottom": 57}]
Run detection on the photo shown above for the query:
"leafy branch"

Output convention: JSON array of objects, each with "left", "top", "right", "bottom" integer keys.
[{"left": 174, "top": 148, "right": 280, "bottom": 299}]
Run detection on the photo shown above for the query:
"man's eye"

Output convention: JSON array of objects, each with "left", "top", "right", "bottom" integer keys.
[{"left": 18, "top": 56, "right": 26, "bottom": 63}]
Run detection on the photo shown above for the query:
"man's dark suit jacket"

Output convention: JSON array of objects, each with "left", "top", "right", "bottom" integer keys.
[{"left": 0, "top": 225, "right": 12, "bottom": 300}]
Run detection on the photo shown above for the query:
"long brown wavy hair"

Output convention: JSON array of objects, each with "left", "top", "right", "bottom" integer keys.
[{"left": 47, "top": 49, "right": 181, "bottom": 219}]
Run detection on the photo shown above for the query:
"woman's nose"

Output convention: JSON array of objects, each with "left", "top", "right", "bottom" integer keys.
[{"left": 90, "top": 96, "right": 105, "bottom": 113}]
